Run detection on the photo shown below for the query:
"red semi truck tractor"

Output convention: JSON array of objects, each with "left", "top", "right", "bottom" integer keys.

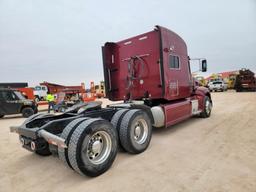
[{"left": 10, "top": 26, "right": 212, "bottom": 177}]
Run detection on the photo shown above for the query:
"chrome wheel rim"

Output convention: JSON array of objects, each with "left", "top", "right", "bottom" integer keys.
[
  {"left": 133, "top": 119, "right": 148, "bottom": 144},
  {"left": 205, "top": 100, "right": 212, "bottom": 115},
  {"left": 82, "top": 131, "right": 112, "bottom": 165}
]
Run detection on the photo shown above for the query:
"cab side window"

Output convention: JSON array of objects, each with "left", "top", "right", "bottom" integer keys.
[
  {"left": 169, "top": 55, "right": 180, "bottom": 69},
  {"left": 1, "top": 91, "right": 17, "bottom": 101}
]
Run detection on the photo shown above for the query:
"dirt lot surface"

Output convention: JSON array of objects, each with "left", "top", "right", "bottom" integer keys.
[{"left": 0, "top": 91, "right": 255, "bottom": 192}]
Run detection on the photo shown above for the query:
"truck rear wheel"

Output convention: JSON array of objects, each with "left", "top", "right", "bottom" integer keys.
[
  {"left": 22, "top": 107, "right": 34, "bottom": 118},
  {"left": 111, "top": 109, "right": 129, "bottom": 130},
  {"left": 111, "top": 109, "right": 129, "bottom": 150},
  {"left": 58, "top": 117, "right": 88, "bottom": 168},
  {"left": 68, "top": 119, "right": 118, "bottom": 177},
  {"left": 119, "top": 109, "right": 152, "bottom": 154},
  {"left": 200, "top": 96, "right": 212, "bottom": 118}
]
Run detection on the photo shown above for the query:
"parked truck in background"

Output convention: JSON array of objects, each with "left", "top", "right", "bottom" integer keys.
[
  {"left": 33, "top": 85, "right": 48, "bottom": 101},
  {"left": 33, "top": 82, "right": 87, "bottom": 102},
  {"left": 208, "top": 80, "right": 228, "bottom": 92},
  {"left": 10, "top": 26, "right": 212, "bottom": 177},
  {"left": 234, "top": 68, "right": 256, "bottom": 92}
]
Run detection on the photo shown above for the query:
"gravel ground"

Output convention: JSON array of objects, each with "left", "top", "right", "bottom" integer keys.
[{"left": 0, "top": 91, "right": 255, "bottom": 192}]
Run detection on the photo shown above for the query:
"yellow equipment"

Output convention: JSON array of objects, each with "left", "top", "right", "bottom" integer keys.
[
  {"left": 227, "top": 74, "right": 237, "bottom": 89},
  {"left": 208, "top": 73, "right": 223, "bottom": 82},
  {"left": 195, "top": 76, "right": 207, "bottom": 87}
]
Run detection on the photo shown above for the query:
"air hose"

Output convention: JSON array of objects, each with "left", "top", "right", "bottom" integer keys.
[{"left": 126, "top": 55, "right": 145, "bottom": 100}]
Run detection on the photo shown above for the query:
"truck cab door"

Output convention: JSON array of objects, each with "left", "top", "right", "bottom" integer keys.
[
  {"left": 41, "top": 86, "right": 48, "bottom": 98},
  {"left": 167, "top": 55, "right": 180, "bottom": 97},
  {"left": 165, "top": 53, "right": 191, "bottom": 100}
]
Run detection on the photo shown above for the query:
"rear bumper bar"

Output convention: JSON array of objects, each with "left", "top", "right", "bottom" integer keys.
[
  {"left": 10, "top": 125, "right": 38, "bottom": 139},
  {"left": 10, "top": 126, "right": 67, "bottom": 148}
]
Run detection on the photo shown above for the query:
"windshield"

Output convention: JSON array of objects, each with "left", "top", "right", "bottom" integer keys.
[
  {"left": 14, "top": 91, "right": 26, "bottom": 100},
  {"left": 34, "top": 86, "right": 41, "bottom": 91},
  {"left": 213, "top": 82, "right": 222, "bottom": 85}
]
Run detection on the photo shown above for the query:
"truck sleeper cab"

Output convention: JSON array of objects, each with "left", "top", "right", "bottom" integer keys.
[
  {"left": 10, "top": 26, "right": 212, "bottom": 177},
  {"left": 102, "top": 25, "right": 212, "bottom": 127}
]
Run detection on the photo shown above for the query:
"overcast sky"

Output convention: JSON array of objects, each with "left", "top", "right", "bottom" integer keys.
[{"left": 0, "top": 0, "right": 255, "bottom": 87}]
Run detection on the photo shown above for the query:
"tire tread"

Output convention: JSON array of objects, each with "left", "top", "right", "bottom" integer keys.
[
  {"left": 68, "top": 118, "right": 99, "bottom": 176},
  {"left": 58, "top": 117, "right": 88, "bottom": 168}
]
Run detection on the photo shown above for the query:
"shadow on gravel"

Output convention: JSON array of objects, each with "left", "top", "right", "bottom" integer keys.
[
  {"left": 0, "top": 111, "right": 48, "bottom": 120},
  {"left": 0, "top": 115, "right": 24, "bottom": 120},
  {"left": 12, "top": 152, "right": 93, "bottom": 181}
]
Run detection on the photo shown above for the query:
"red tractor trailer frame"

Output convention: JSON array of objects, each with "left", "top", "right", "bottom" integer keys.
[{"left": 10, "top": 26, "right": 212, "bottom": 177}]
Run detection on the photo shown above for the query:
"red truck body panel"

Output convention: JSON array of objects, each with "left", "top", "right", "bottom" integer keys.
[
  {"left": 17, "top": 88, "right": 35, "bottom": 100},
  {"left": 40, "top": 82, "right": 86, "bottom": 94},
  {"left": 163, "top": 99, "right": 191, "bottom": 127},
  {"left": 102, "top": 26, "right": 192, "bottom": 102},
  {"left": 160, "top": 27, "right": 192, "bottom": 100},
  {"left": 103, "top": 30, "right": 161, "bottom": 101}
]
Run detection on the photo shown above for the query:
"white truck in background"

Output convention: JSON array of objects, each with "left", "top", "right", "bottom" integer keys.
[
  {"left": 33, "top": 85, "right": 48, "bottom": 101},
  {"left": 208, "top": 80, "right": 228, "bottom": 92}
]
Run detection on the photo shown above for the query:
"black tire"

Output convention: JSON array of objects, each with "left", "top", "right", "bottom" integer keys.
[
  {"left": 200, "top": 96, "right": 212, "bottom": 118},
  {"left": 119, "top": 109, "right": 152, "bottom": 154},
  {"left": 111, "top": 109, "right": 130, "bottom": 132},
  {"left": 68, "top": 118, "right": 118, "bottom": 177},
  {"left": 111, "top": 109, "right": 129, "bottom": 150},
  {"left": 28, "top": 136, "right": 52, "bottom": 156},
  {"left": 58, "top": 117, "right": 88, "bottom": 168},
  {"left": 35, "top": 143, "right": 52, "bottom": 156},
  {"left": 0, "top": 114, "right": 4, "bottom": 118},
  {"left": 22, "top": 107, "right": 34, "bottom": 118}
]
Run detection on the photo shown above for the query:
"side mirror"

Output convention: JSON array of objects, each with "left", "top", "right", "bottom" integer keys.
[{"left": 200, "top": 59, "right": 207, "bottom": 72}]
